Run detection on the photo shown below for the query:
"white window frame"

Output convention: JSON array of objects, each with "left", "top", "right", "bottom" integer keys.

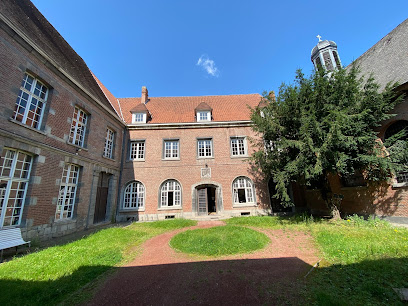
[
  {"left": 197, "top": 111, "right": 211, "bottom": 122},
  {"left": 163, "top": 140, "right": 179, "bottom": 160},
  {"left": 160, "top": 180, "right": 182, "bottom": 208},
  {"left": 197, "top": 138, "right": 213, "bottom": 158},
  {"left": 55, "top": 164, "right": 80, "bottom": 220},
  {"left": 0, "top": 149, "right": 33, "bottom": 228},
  {"left": 130, "top": 141, "right": 145, "bottom": 160},
  {"left": 132, "top": 113, "right": 146, "bottom": 124},
  {"left": 69, "top": 107, "right": 88, "bottom": 147},
  {"left": 231, "top": 137, "right": 247, "bottom": 157},
  {"left": 232, "top": 177, "right": 256, "bottom": 206},
  {"left": 13, "top": 73, "right": 48, "bottom": 130},
  {"left": 103, "top": 128, "right": 115, "bottom": 159},
  {"left": 123, "top": 181, "right": 145, "bottom": 210}
]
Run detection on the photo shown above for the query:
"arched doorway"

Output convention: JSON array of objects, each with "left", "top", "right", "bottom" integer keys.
[{"left": 193, "top": 183, "right": 222, "bottom": 216}]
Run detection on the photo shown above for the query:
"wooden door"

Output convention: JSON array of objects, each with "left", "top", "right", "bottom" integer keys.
[
  {"left": 93, "top": 172, "right": 109, "bottom": 224},
  {"left": 198, "top": 188, "right": 207, "bottom": 215}
]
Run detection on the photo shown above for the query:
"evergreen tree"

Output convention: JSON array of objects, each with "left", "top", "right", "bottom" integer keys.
[{"left": 250, "top": 66, "right": 404, "bottom": 217}]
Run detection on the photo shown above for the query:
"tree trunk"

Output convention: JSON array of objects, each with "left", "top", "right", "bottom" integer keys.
[{"left": 320, "top": 171, "right": 342, "bottom": 220}]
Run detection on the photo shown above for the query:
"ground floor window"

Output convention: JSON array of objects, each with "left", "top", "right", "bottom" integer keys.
[
  {"left": 0, "top": 149, "right": 33, "bottom": 227},
  {"left": 55, "top": 164, "right": 80, "bottom": 220},
  {"left": 232, "top": 177, "right": 255, "bottom": 205},
  {"left": 123, "top": 181, "right": 145, "bottom": 209},
  {"left": 160, "top": 180, "right": 181, "bottom": 207}
]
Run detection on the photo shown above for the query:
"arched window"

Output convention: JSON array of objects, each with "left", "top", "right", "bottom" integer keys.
[
  {"left": 160, "top": 180, "right": 181, "bottom": 208},
  {"left": 123, "top": 181, "right": 145, "bottom": 209},
  {"left": 384, "top": 120, "right": 408, "bottom": 184},
  {"left": 232, "top": 177, "right": 255, "bottom": 204},
  {"left": 384, "top": 120, "right": 408, "bottom": 141}
]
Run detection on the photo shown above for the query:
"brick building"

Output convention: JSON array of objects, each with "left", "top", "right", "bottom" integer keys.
[
  {"left": 1, "top": 1, "right": 407, "bottom": 241},
  {"left": 0, "top": 0, "right": 271, "bottom": 241}
]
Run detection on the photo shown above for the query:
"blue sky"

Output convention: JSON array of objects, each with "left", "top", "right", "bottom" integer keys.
[{"left": 32, "top": 0, "right": 406, "bottom": 98}]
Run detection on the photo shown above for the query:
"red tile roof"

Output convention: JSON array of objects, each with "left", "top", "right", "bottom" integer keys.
[
  {"left": 119, "top": 94, "right": 261, "bottom": 124},
  {"left": 92, "top": 73, "right": 124, "bottom": 121}
]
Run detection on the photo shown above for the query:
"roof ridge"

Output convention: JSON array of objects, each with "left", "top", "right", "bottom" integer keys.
[{"left": 118, "top": 93, "right": 261, "bottom": 99}]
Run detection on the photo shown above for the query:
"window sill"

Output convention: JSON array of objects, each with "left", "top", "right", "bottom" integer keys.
[
  {"left": 102, "top": 155, "right": 115, "bottom": 162},
  {"left": 230, "top": 155, "right": 248, "bottom": 159},
  {"left": 392, "top": 182, "right": 408, "bottom": 188},
  {"left": 126, "top": 159, "right": 145, "bottom": 163},
  {"left": 197, "top": 156, "right": 214, "bottom": 160},
  {"left": 54, "top": 218, "right": 76, "bottom": 224},
  {"left": 162, "top": 158, "right": 180, "bottom": 161},
  {"left": 66, "top": 141, "right": 88, "bottom": 151},
  {"left": 9, "top": 118, "right": 47, "bottom": 135},
  {"left": 120, "top": 208, "right": 145, "bottom": 212},
  {"left": 233, "top": 203, "right": 257, "bottom": 208},
  {"left": 158, "top": 207, "right": 183, "bottom": 211}
]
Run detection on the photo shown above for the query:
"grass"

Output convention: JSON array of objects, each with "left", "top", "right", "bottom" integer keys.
[
  {"left": 170, "top": 225, "right": 270, "bottom": 256},
  {"left": 0, "top": 219, "right": 196, "bottom": 306},
  {"left": 227, "top": 215, "right": 408, "bottom": 305}
]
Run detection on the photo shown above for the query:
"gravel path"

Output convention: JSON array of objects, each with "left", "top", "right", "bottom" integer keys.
[{"left": 89, "top": 221, "right": 319, "bottom": 305}]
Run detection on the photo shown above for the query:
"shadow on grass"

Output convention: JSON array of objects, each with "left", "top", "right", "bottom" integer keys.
[
  {"left": 309, "top": 257, "right": 408, "bottom": 305},
  {"left": 1, "top": 257, "right": 312, "bottom": 306}
]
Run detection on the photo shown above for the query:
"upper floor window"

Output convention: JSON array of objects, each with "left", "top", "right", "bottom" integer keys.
[
  {"left": 164, "top": 140, "right": 179, "bottom": 159},
  {"left": 197, "top": 111, "right": 211, "bottom": 122},
  {"left": 103, "top": 128, "right": 115, "bottom": 159},
  {"left": 0, "top": 148, "right": 33, "bottom": 227},
  {"left": 132, "top": 113, "right": 146, "bottom": 124},
  {"left": 232, "top": 177, "right": 255, "bottom": 205},
  {"left": 130, "top": 141, "right": 145, "bottom": 160},
  {"left": 69, "top": 107, "right": 88, "bottom": 147},
  {"left": 231, "top": 137, "right": 247, "bottom": 157},
  {"left": 13, "top": 73, "right": 48, "bottom": 129},
  {"left": 55, "top": 164, "right": 80, "bottom": 220},
  {"left": 197, "top": 138, "right": 213, "bottom": 158},
  {"left": 123, "top": 181, "right": 145, "bottom": 210},
  {"left": 160, "top": 179, "right": 181, "bottom": 208}
]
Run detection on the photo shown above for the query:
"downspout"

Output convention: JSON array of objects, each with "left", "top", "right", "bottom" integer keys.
[{"left": 115, "top": 127, "right": 127, "bottom": 222}]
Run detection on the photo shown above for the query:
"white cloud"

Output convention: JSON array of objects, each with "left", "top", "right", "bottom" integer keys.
[{"left": 196, "top": 54, "right": 220, "bottom": 77}]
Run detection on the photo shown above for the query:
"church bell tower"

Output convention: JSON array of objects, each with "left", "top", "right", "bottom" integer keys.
[{"left": 311, "top": 35, "right": 342, "bottom": 72}]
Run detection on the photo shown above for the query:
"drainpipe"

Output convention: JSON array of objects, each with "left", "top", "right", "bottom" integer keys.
[{"left": 115, "top": 127, "right": 127, "bottom": 222}]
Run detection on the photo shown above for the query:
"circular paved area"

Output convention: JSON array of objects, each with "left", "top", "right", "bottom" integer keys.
[{"left": 89, "top": 221, "right": 319, "bottom": 305}]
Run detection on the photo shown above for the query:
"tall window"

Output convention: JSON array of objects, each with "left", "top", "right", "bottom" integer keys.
[
  {"left": 55, "top": 164, "right": 80, "bottom": 220},
  {"left": 130, "top": 141, "right": 145, "bottom": 160},
  {"left": 164, "top": 140, "right": 179, "bottom": 159},
  {"left": 231, "top": 137, "right": 247, "bottom": 156},
  {"left": 69, "top": 107, "right": 88, "bottom": 147},
  {"left": 160, "top": 180, "right": 181, "bottom": 207},
  {"left": 123, "top": 181, "right": 145, "bottom": 209},
  {"left": 14, "top": 73, "right": 48, "bottom": 129},
  {"left": 232, "top": 177, "right": 255, "bottom": 205},
  {"left": 103, "top": 128, "right": 115, "bottom": 159},
  {"left": 0, "top": 149, "right": 33, "bottom": 227},
  {"left": 197, "top": 139, "right": 213, "bottom": 158}
]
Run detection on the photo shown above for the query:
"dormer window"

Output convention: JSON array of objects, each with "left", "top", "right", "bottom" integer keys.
[
  {"left": 197, "top": 111, "right": 211, "bottom": 122},
  {"left": 195, "top": 102, "right": 212, "bottom": 122},
  {"left": 132, "top": 113, "right": 146, "bottom": 123}
]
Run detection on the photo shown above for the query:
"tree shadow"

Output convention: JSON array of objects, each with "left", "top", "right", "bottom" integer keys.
[
  {"left": 308, "top": 257, "right": 408, "bottom": 305},
  {"left": 0, "top": 257, "right": 313, "bottom": 306}
]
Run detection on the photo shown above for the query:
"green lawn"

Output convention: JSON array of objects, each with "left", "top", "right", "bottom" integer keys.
[
  {"left": 170, "top": 225, "right": 270, "bottom": 256},
  {"left": 227, "top": 215, "right": 408, "bottom": 305},
  {"left": 0, "top": 219, "right": 196, "bottom": 306}
]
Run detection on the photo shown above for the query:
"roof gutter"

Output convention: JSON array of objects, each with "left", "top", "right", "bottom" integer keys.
[{"left": 127, "top": 120, "right": 253, "bottom": 130}]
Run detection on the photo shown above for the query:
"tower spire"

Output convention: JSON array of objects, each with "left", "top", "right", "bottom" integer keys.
[{"left": 311, "top": 37, "right": 342, "bottom": 72}]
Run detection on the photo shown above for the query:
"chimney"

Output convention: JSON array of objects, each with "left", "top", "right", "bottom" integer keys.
[{"left": 141, "top": 86, "right": 148, "bottom": 104}]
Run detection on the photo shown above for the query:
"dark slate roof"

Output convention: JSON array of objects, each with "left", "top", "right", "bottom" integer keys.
[
  {"left": 0, "top": 0, "right": 119, "bottom": 116},
  {"left": 351, "top": 18, "right": 408, "bottom": 90},
  {"left": 130, "top": 103, "right": 149, "bottom": 113}
]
